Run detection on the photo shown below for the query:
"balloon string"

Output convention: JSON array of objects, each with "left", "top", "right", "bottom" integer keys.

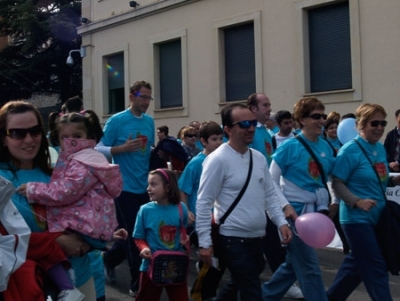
[{"left": 287, "top": 219, "right": 300, "bottom": 237}]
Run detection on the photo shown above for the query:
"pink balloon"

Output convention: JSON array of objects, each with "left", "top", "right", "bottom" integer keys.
[{"left": 295, "top": 213, "right": 335, "bottom": 248}]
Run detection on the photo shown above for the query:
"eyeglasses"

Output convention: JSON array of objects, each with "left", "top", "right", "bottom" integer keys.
[
  {"left": 6, "top": 125, "right": 42, "bottom": 140},
  {"left": 232, "top": 119, "right": 258, "bottom": 129},
  {"left": 185, "top": 134, "right": 197, "bottom": 138},
  {"left": 307, "top": 113, "right": 327, "bottom": 120},
  {"left": 370, "top": 120, "right": 388, "bottom": 127},
  {"left": 137, "top": 95, "right": 154, "bottom": 101}
]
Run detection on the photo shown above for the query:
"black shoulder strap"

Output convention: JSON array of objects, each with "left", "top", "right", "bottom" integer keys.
[
  {"left": 296, "top": 136, "right": 327, "bottom": 183},
  {"left": 296, "top": 136, "right": 331, "bottom": 204},
  {"left": 271, "top": 135, "right": 277, "bottom": 152},
  {"left": 324, "top": 138, "right": 337, "bottom": 158},
  {"left": 219, "top": 149, "right": 253, "bottom": 225}
]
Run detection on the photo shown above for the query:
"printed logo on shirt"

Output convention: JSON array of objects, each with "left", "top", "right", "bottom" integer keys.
[
  {"left": 264, "top": 140, "right": 272, "bottom": 158},
  {"left": 136, "top": 132, "right": 148, "bottom": 153},
  {"left": 308, "top": 158, "right": 320, "bottom": 180},
  {"left": 374, "top": 162, "right": 388, "bottom": 182},
  {"left": 159, "top": 221, "right": 177, "bottom": 249}
]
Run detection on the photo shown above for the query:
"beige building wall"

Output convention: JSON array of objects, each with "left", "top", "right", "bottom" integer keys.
[{"left": 78, "top": 0, "right": 400, "bottom": 138}]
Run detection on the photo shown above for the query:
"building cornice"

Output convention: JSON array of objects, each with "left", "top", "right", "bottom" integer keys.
[{"left": 77, "top": 0, "right": 200, "bottom": 36}]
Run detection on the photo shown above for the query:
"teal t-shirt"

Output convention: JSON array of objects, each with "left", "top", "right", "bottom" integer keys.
[
  {"left": 332, "top": 136, "right": 388, "bottom": 225},
  {"left": 101, "top": 109, "right": 155, "bottom": 194},
  {"left": 272, "top": 133, "right": 335, "bottom": 214},
  {"left": 133, "top": 202, "right": 188, "bottom": 272},
  {"left": 178, "top": 152, "right": 206, "bottom": 215},
  {"left": 326, "top": 137, "right": 342, "bottom": 154},
  {"left": 0, "top": 164, "right": 92, "bottom": 287},
  {"left": 249, "top": 125, "right": 274, "bottom": 166},
  {"left": 195, "top": 140, "right": 204, "bottom": 151}
]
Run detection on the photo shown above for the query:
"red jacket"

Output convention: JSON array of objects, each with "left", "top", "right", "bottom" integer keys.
[{"left": 2, "top": 229, "right": 67, "bottom": 301}]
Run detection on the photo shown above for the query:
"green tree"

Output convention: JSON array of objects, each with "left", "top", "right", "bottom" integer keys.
[{"left": 0, "top": 0, "right": 82, "bottom": 105}]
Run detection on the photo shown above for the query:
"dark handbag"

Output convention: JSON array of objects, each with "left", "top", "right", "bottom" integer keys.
[
  {"left": 210, "top": 149, "right": 253, "bottom": 256},
  {"left": 148, "top": 203, "right": 189, "bottom": 286},
  {"left": 353, "top": 139, "right": 400, "bottom": 274}
]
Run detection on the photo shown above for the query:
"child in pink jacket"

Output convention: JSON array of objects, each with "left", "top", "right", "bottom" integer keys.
[
  {"left": 19, "top": 110, "right": 122, "bottom": 247},
  {"left": 18, "top": 110, "right": 125, "bottom": 300}
]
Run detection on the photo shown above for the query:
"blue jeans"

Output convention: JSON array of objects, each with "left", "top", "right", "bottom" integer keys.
[
  {"left": 327, "top": 223, "right": 392, "bottom": 301},
  {"left": 216, "top": 235, "right": 265, "bottom": 301},
  {"left": 262, "top": 230, "right": 327, "bottom": 301}
]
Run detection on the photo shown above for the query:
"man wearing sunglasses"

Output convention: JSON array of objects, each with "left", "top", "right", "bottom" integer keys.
[{"left": 196, "top": 103, "right": 292, "bottom": 301}]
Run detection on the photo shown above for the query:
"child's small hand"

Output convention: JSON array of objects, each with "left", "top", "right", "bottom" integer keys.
[
  {"left": 16, "top": 184, "right": 27, "bottom": 196},
  {"left": 140, "top": 247, "right": 151, "bottom": 259},
  {"left": 113, "top": 228, "right": 128, "bottom": 241},
  {"left": 188, "top": 211, "right": 195, "bottom": 225}
]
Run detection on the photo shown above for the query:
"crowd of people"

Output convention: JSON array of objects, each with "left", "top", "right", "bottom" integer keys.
[{"left": 0, "top": 80, "right": 400, "bottom": 301}]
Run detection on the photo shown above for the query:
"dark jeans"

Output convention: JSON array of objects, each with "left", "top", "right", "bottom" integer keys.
[
  {"left": 327, "top": 223, "right": 392, "bottom": 301},
  {"left": 103, "top": 191, "right": 149, "bottom": 291},
  {"left": 187, "top": 226, "right": 199, "bottom": 248},
  {"left": 216, "top": 235, "right": 266, "bottom": 301},
  {"left": 264, "top": 215, "right": 287, "bottom": 272}
]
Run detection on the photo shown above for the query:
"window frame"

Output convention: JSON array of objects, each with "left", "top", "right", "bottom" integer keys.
[
  {"left": 296, "top": 0, "right": 362, "bottom": 104},
  {"left": 106, "top": 52, "right": 126, "bottom": 114},
  {"left": 150, "top": 29, "right": 188, "bottom": 119},
  {"left": 99, "top": 44, "right": 130, "bottom": 117},
  {"left": 212, "top": 11, "right": 263, "bottom": 111}
]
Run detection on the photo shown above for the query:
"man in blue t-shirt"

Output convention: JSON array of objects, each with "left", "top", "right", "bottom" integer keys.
[
  {"left": 247, "top": 93, "right": 274, "bottom": 166},
  {"left": 97, "top": 80, "right": 155, "bottom": 297},
  {"left": 247, "top": 93, "right": 303, "bottom": 300}
]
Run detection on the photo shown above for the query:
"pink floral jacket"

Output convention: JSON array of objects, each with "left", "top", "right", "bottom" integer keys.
[{"left": 27, "top": 138, "right": 122, "bottom": 241}]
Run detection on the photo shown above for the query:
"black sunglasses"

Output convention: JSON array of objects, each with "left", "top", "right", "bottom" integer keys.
[
  {"left": 6, "top": 125, "right": 42, "bottom": 140},
  {"left": 370, "top": 120, "right": 388, "bottom": 127},
  {"left": 232, "top": 119, "right": 258, "bottom": 129},
  {"left": 185, "top": 134, "right": 197, "bottom": 138},
  {"left": 307, "top": 113, "right": 327, "bottom": 120}
]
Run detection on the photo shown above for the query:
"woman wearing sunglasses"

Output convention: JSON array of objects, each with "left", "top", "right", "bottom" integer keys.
[
  {"left": 0, "top": 101, "right": 96, "bottom": 300},
  {"left": 262, "top": 97, "right": 334, "bottom": 301},
  {"left": 180, "top": 126, "right": 201, "bottom": 161},
  {"left": 327, "top": 103, "right": 398, "bottom": 301},
  {"left": 323, "top": 118, "right": 342, "bottom": 153}
]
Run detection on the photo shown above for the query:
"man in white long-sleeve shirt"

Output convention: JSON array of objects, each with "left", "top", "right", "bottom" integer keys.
[{"left": 196, "top": 103, "right": 293, "bottom": 301}]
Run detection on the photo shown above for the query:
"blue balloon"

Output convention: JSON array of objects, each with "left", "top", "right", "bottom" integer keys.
[{"left": 337, "top": 118, "right": 358, "bottom": 144}]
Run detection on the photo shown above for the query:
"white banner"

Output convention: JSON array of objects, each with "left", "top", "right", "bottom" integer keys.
[{"left": 386, "top": 186, "right": 400, "bottom": 205}]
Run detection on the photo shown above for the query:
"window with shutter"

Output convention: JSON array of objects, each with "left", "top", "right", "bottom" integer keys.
[
  {"left": 224, "top": 23, "right": 256, "bottom": 102},
  {"left": 159, "top": 39, "right": 183, "bottom": 108},
  {"left": 308, "top": 1, "right": 352, "bottom": 92},
  {"left": 107, "top": 53, "right": 125, "bottom": 114}
]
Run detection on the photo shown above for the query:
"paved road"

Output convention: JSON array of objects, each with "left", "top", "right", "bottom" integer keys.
[{"left": 105, "top": 247, "right": 400, "bottom": 301}]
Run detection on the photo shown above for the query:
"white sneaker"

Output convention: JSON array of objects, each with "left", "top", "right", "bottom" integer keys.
[
  {"left": 57, "top": 287, "right": 85, "bottom": 301},
  {"left": 283, "top": 283, "right": 304, "bottom": 299},
  {"left": 129, "top": 289, "right": 138, "bottom": 298}
]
